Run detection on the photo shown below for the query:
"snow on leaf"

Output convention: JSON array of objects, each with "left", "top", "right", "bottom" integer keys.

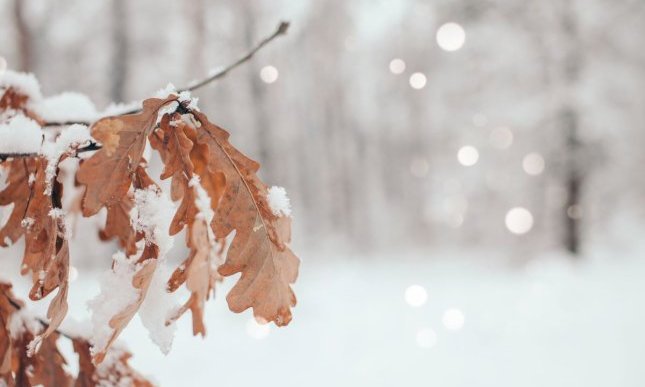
[
  {"left": 88, "top": 250, "right": 158, "bottom": 364},
  {"left": 76, "top": 96, "right": 177, "bottom": 217},
  {"left": 40, "top": 124, "right": 92, "bottom": 194},
  {"left": 90, "top": 176, "right": 178, "bottom": 362},
  {"left": 267, "top": 186, "right": 292, "bottom": 217},
  {"left": 88, "top": 252, "right": 140, "bottom": 361},
  {"left": 0, "top": 70, "right": 42, "bottom": 101},
  {"left": 190, "top": 110, "right": 299, "bottom": 326},
  {"left": 0, "top": 114, "right": 43, "bottom": 154}
]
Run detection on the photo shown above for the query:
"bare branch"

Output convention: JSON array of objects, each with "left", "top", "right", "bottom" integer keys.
[
  {"left": 183, "top": 21, "right": 289, "bottom": 92},
  {"left": 41, "top": 21, "right": 290, "bottom": 128},
  {"left": 0, "top": 21, "right": 289, "bottom": 160},
  {"left": 0, "top": 141, "right": 100, "bottom": 161}
]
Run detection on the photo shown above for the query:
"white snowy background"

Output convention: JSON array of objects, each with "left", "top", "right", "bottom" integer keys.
[{"left": 1, "top": 0, "right": 645, "bottom": 385}]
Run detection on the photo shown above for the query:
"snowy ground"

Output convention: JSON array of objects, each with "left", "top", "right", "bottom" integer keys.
[{"left": 3, "top": 248, "right": 645, "bottom": 386}]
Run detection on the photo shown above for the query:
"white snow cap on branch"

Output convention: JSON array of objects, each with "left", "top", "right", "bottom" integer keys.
[
  {"left": 33, "top": 92, "right": 99, "bottom": 122},
  {"left": 154, "top": 83, "right": 177, "bottom": 98},
  {"left": 267, "top": 186, "right": 292, "bottom": 217},
  {"left": 40, "top": 124, "right": 92, "bottom": 160},
  {"left": 0, "top": 70, "right": 42, "bottom": 101},
  {"left": 40, "top": 124, "right": 92, "bottom": 193},
  {"left": 0, "top": 113, "right": 42, "bottom": 154},
  {"left": 154, "top": 83, "right": 199, "bottom": 110}
]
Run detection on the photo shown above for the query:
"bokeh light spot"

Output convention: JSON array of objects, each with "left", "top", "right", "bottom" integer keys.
[
  {"left": 522, "top": 153, "right": 545, "bottom": 175},
  {"left": 436, "top": 22, "right": 466, "bottom": 52},
  {"left": 505, "top": 207, "right": 534, "bottom": 234},
  {"left": 409, "top": 72, "right": 427, "bottom": 89},
  {"left": 457, "top": 146, "right": 479, "bottom": 166},
  {"left": 260, "top": 65, "right": 279, "bottom": 84},
  {"left": 389, "top": 58, "right": 406, "bottom": 74},
  {"left": 405, "top": 285, "right": 428, "bottom": 307}
]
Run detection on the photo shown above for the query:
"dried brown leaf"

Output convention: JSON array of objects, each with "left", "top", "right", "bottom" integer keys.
[
  {"left": 73, "top": 339, "right": 154, "bottom": 387},
  {"left": 167, "top": 220, "right": 222, "bottom": 335},
  {"left": 191, "top": 111, "right": 299, "bottom": 326},
  {"left": 0, "top": 283, "right": 20, "bottom": 383},
  {"left": 0, "top": 158, "right": 38, "bottom": 247},
  {"left": 93, "top": 245, "right": 158, "bottom": 364},
  {"left": 13, "top": 159, "right": 71, "bottom": 347},
  {"left": 12, "top": 331, "right": 72, "bottom": 387},
  {"left": 77, "top": 96, "right": 176, "bottom": 217}
]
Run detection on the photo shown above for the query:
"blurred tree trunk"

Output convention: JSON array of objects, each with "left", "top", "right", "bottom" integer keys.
[
  {"left": 560, "top": 0, "right": 582, "bottom": 255},
  {"left": 13, "top": 0, "right": 33, "bottom": 71},
  {"left": 111, "top": 0, "right": 129, "bottom": 102}
]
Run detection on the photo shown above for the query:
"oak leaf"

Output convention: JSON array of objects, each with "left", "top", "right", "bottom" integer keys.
[
  {"left": 151, "top": 114, "right": 223, "bottom": 334},
  {"left": 0, "top": 158, "right": 38, "bottom": 247},
  {"left": 74, "top": 339, "right": 153, "bottom": 387},
  {"left": 11, "top": 330, "right": 72, "bottom": 387},
  {"left": 76, "top": 96, "right": 176, "bottom": 217},
  {"left": 159, "top": 109, "right": 300, "bottom": 326}
]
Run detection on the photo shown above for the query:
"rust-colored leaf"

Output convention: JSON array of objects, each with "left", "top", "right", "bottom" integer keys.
[
  {"left": 150, "top": 114, "right": 225, "bottom": 334},
  {"left": 186, "top": 111, "right": 299, "bottom": 326},
  {"left": 167, "top": 220, "right": 222, "bottom": 335},
  {"left": 12, "top": 331, "right": 72, "bottom": 387},
  {"left": 98, "top": 198, "right": 138, "bottom": 256},
  {"left": 77, "top": 96, "right": 176, "bottom": 217},
  {"left": 0, "top": 158, "right": 38, "bottom": 247},
  {"left": 15, "top": 159, "right": 71, "bottom": 347},
  {"left": 0, "top": 283, "right": 20, "bottom": 384},
  {"left": 93, "top": 250, "right": 157, "bottom": 364},
  {"left": 73, "top": 339, "right": 154, "bottom": 387},
  {"left": 0, "top": 88, "right": 42, "bottom": 123}
]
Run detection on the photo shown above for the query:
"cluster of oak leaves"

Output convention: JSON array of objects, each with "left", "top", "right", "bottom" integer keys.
[{"left": 0, "top": 82, "right": 300, "bottom": 385}]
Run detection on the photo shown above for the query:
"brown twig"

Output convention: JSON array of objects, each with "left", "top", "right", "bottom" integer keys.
[
  {"left": 0, "top": 141, "right": 101, "bottom": 161},
  {"left": 41, "top": 21, "right": 289, "bottom": 128},
  {"left": 183, "top": 21, "right": 289, "bottom": 92}
]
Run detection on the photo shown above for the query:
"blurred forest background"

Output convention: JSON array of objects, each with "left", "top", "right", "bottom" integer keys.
[
  {"left": 2, "top": 1, "right": 645, "bottom": 386},
  {"left": 1, "top": 0, "right": 645, "bottom": 257}
]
